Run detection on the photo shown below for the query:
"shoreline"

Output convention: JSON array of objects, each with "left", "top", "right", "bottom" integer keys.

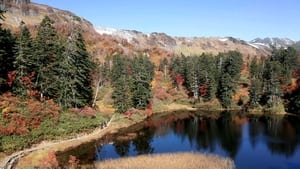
[
  {"left": 6, "top": 113, "right": 148, "bottom": 168},
  {"left": 1, "top": 104, "right": 293, "bottom": 168}
]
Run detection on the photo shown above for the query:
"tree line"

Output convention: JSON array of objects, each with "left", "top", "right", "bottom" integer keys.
[
  {"left": 163, "top": 48, "right": 299, "bottom": 112},
  {"left": 98, "top": 55, "right": 154, "bottom": 113},
  {"left": 167, "top": 51, "right": 243, "bottom": 108},
  {"left": 249, "top": 47, "right": 299, "bottom": 113}
]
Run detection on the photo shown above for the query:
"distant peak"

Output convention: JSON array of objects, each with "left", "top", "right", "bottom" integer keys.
[{"left": 250, "top": 37, "right": 295, "bottom": 48}]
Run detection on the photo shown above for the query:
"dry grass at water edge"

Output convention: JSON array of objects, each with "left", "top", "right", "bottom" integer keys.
[{"left": 94, "top": 153, "right": 235, "bottom": 169}]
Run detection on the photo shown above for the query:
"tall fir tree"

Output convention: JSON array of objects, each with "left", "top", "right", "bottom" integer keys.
[
  {"left": 217, "top": 51, "right": 243, "bottom": 108},
  {"left": 261, "top": 61, "right": 282, "bottom": 108},
  {"left": 131, "top": 56, "right": 154, "bottom": 109},
  {"left": 186, "top": 56, "right": 201, "bottom": 100},
  {"left": 71, "top": 31, "right": 94, "bottom": 107},
  {"left": 34, "top": 16, "right": 60, "bottom": 99},
  {"left": 287, "top": 83, "right": 300, "bottom": 114},
  {"left": 218, "top": 73, "right": 234, "bottom": 108},
  {"left": 169, "top": 55, "right": 187, "bottom": 87},
  {"left": 201, "top": 54, "right": 217, "bottom": 101},
  {"left": 271, "top": 47, "right": 297, "bottom": 84},
  {"left": 249, "top": 78, "right": 262, "bottom": 108},
  {"left": 111, "top": 55, "right": 133, "bottom": 113},
  {"left": 248, "top": 58, "right": 263, "bottom": 108},
  {"left": 13, "top": 23, "right": 34, "bottom": 97},
  {"left": 112, "top": 75, "right": 133, "bottom": 113},
  {"left": 0, "top": 24, "right": 16, "bottom": 92},
  {"left": 54, "top": 29, "right": 94, "bottom": 107}
]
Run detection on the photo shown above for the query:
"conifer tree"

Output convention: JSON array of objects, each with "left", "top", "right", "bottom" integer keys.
[
  {"left": 249, "top": 78, "right": 262, "bottom": 108},
  {"left": 72, "top": 31, "right": 94, "bottom": 106},
  {"left": 288, "top": 85, "right": 300, "bottom": 114},
  {"left": 202, "top": 55, "right": 218, "bottom": 101},
  {"left": 0, "top": 24, "right": 16, "bottom": 92},
  {"left": 34, "top": 16, "right": 60, "bottom": 99},
  {"left": 261, "top": 61, "right": 282, "bottom": 108},
  {"left": 218, "top": 73, "right": 234, "bottom": 108},
  {"left": 112, "top": 75, "right": 133, "bottom": 113},
  {"left": 55, "top": 29, "right": 94, "bottom": 107},
  {"left": 248, "top": 58, "right": 263, "bottom": 108},
  {"left": 169, "top": 56, "right": 187, "bottom": 88},
  {"left": 131, "top": 56, "right": 154, "bottom": 109},
  {"left": 216, "top": 51, "right": 243, "bottom": 108},
  {"left": 13, "top": 23, "right": 34, "bottom": 96},
  {"left": 111, "top": 55, "right": 133, "bottom": 113},
  {"left": 186, "top": 56, "right": 200, "bottom": 100},
  {"left": 271, "top": 47, "right": 297, "bottom": 84}
]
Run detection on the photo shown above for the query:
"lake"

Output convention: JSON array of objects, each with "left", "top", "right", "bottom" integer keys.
[{"left": 57, "top": 111, "right": 300, "bottom": 169}]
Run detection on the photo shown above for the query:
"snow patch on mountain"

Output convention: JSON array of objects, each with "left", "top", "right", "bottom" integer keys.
[
  {"left": 218, "top": 38, "right": 228, "bottom": 42},
  {"left": 95, "top": 27, "right": 137, "bottom": 42},
  {"left": 250, "top": 38, "right": 295, "bottom": 49}
]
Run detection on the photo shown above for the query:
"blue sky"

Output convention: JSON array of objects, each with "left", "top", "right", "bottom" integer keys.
[{"left": 31, "top": 0, "right": 300, "bottom": 41}]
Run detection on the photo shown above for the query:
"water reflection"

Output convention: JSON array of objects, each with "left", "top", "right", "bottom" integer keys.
[
  {"left": 113, "top": 140, "right": 130, "bottom": 157},
  {"left": 96, "top": 112, "right": 300, "bottom": 169}
]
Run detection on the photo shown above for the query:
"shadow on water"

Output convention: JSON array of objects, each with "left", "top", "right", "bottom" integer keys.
[{"left": 56, "top": 111, "right": 300, "bottom": 169}]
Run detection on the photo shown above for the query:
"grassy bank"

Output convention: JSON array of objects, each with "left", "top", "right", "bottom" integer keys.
[
  {"left": 94, "top": 153, "right": 235, "bottom": 169},
  {"left": 0, "top": 110, "right": 108, "bottom": 153}
]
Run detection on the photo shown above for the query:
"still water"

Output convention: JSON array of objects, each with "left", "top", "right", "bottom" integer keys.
[{"left": 95, "top": 112, "right": 300, "bottom": 169}]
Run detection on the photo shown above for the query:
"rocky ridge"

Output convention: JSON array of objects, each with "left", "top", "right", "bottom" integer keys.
[{"left": 1, "top": 0, "right": 297, "bottom": 63}]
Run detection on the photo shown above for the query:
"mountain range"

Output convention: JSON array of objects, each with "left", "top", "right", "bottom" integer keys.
[{"left": 1, "top": 0, "right": 299, "bottom": 64}]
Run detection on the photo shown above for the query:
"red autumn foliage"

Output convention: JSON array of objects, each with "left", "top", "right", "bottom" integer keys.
[
  {"left": 0, "top": 93, "right": 60, "bottom": 135},
  {"left": 28, "top": 89, "right": 39, "bottom": 97},
  {"left": 199, "top": 85, "right": 208, "bottom": 97},
  {"left": 145, "top": 109, "right": 153, "bottom": 117},
  {"left": 175, "top": 74, "right": 185, "bottom": 86},
  {"left": 154, "top": 87, "right": 171, "bottom": 100},
  {"left": 145, "top": 113, "right": 191, "bottom": 127},
  {"left": 147, "top": 101, "right": 153, "bottom": 110},
  {"left": 7, "top": 71, "right": 16, "bottom": 87},
  {"left": 40, "top": 151, "right": 59, "bottom": 169},
  {"left": 145, "top": 101, "right": 153, "bottom": 117},
  {"left": 21, "top": 72, "right": 35, "bottom": 86},
  {"left": 124, "top": 109, "right": 134, "bottom": 118}
]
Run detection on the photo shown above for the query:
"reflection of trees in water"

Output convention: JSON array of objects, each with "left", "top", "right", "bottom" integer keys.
[
  {"left": 57, "top": 141, "right": 97, "bottom": 165},
  {"left": 132, "top": 128, "right": 155, "bottom": 155},
  {"left": 248, "top": 118, "right": 262, "bottom": 148},
  {"left": 113, "top": 140, "right": 130, "bottom": 157},
  {"left": 112, "top": 127, "right": 155, "bottom": 157},
  {"left": 185, "top": 117, "right": 199, "bottom": 146},
  {"left": 259, "top": 116, "right": 299, "bottom": 157},
  {"left": 154, "top": 121, "right": 171, "bottom": 137},
  {"left": 171, "top": 112, "right": 243, "bottom": 158},
  {"left": 267, "top": 142, "right": 297, "bottom": 157},
  {"left": 196, "top": 118, "right": 218, "bottom": 152},
  {"left": 110, "top": 113, "right": 300, "bottom": 159},
  {"left": 216, "top": 112, "right": 242, "bottom": 159}
]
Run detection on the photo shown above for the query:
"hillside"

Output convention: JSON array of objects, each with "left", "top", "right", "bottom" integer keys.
[
  {"left": 1, "top": 0, "right": 285, "bottom": 64},
  {"left": 95, "top": 26, "right": 271, "bottom": 61}
]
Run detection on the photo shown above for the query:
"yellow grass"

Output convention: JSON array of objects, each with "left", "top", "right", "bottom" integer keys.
[{"left": 94, "top": 153, "right": 235, "bottom": 169}]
